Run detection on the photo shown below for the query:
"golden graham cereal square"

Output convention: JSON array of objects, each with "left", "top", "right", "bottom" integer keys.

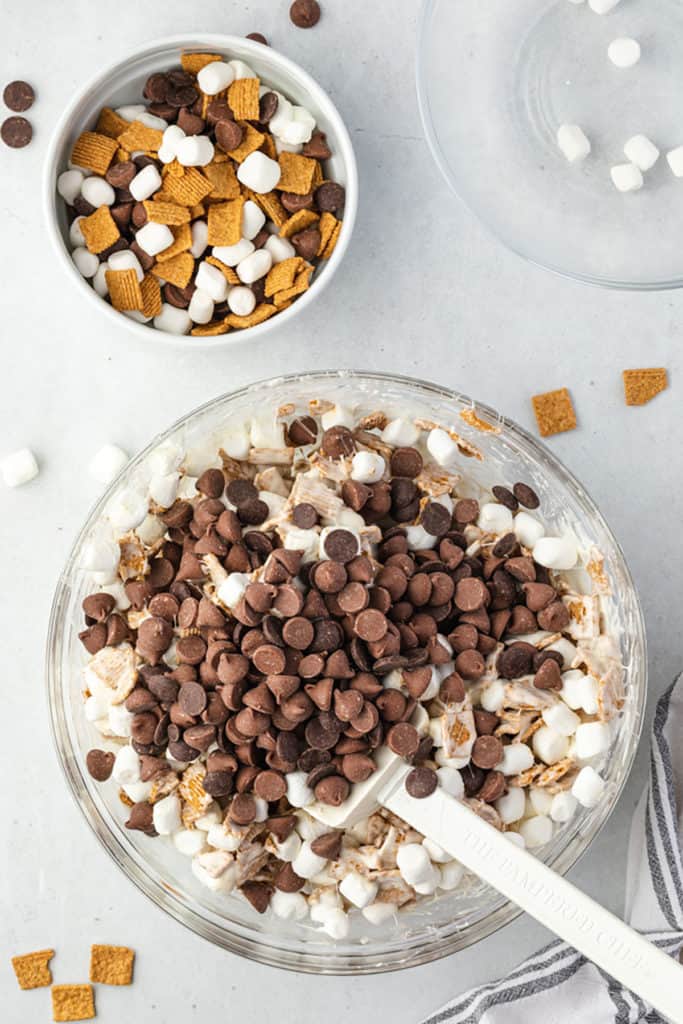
[
  {"left": 321, "top": 220, "right": 342, "bottom": 260},
  {"left": 531, "top": 388, "right": 577, "bottom": 438},
  {"left": 11, "top": 948, "right": 54, "bottom": 989},
  {"left": 181, "top": 52, "right": 222, "bottom": 74},
  {"left": 207, "top": 197, "right": 245, "bottom": 246},
  {"left": 142, "top": 200, "right": 191, "bottom": 225},
  {"left": 165, "top": 166, "right": 215, "bottom": 205},
  {"left": 201, "top": 161, "right": 241, "bottom": 200},
  {"left": 155, "top": 222, "right": 192, "bottom": 262},
  {"left": 80, "top": 206, "right": 120, "bottom": 255},
  {"left": 206, "top": 256, "right": 240, "bottom": 284},
  {"left": 226, "top": 123, "right": 265, "bottom": 163},
  {"left": 225, "top": 303, "right": 278, "bottom": 329},
  {"left": 117, "top": 120, "right": 164, "bottom": 153},
  {"left": 277, "top": 152, "right": 317, "bottom": 195},
  {"left": 246, "top": 189, "right": 287, "bottom": 228},
  {"left": 51, "top": 984, "right": 95, "bottom": 1022},
  {"left": 89, "top": 943, "right": 135, "bottom": 985},
  {"left": 265, "top": 257, "right": 304, "bottom": 297},
  {"left": 71, "top": 131, "right": 119, "bottom": 175},
  {"left": 228, "top": 78, "right": 260, "bottom": 121},
  {"left": 140, "top": 275, "right": 162, "bottom": 319},
  {"left": 151, "top": 252, "right": 195, "bottom": 288},
  {"left": 95, "top": 107, "right": 129, "bottom": 139},
  {"left": 279, "top": 209, "right": 319, "bottom": 239},
  {"left": 622, "top": 368, "right": 668, "bottom": 406},
  {"left": 191, "top": 321, "right": 231, "bottom": 336},
  {"left": 106, "top": 268, "right": 144, "bottom": 311}
]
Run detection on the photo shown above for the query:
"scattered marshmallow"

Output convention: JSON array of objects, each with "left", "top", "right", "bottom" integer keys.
[
  {"left": 228, "top": 59, "right": 257, "bottom": 80},
  {"left": 176, "top": 135, "right": 214, "bottom": 167},
  {"left": 190, "top": 219, "right": 208, "bottom": 259},
  {"left": 72, "top": 247, "right": 99, "bottom": 278},
  {"left": 498, "top": 742, "right": 534, "bottom": 776},
  {"left": 217, "top": 572, "right": 250, "bottom": 610},
  {"left": 610, "top": 163, "right": 644, "bottom": 193},
  {"left": 478, "top": 502, "right": 513, "bottom": 534},
  {"left": 136, "top": 222, "right": 174, "bottom": 257},
  {"left": 1, "top": 448, "right": 39, "bottom": 488},
  {"left": 188, "top": 288, "right": 215, "bottom": 325},
  {"left": 542, "top": 701, "right": 581, "bottom": 737},
  {"left": 57, "top": 168, "right": 84, "bottom": 204},
  {"left": 480, "top": 678, "right": 506, "bottom": 714},
  {"left": 519, "top": 814, "right": 553, "bottom": 848},
  {"left": 195, "top": 261, "right": 228, "bottom": 303},
  {"left": 93, "top": 264, "right": 109, "bottom": 297},
  {"left": 80, "top": 538, "right": 119, "bottom": 574},
  {"left": 588, "top": 0, "right": 621, "bottom": 11},
  {"left": 174, "top": 829, "right": 207, "bottom": 857},
  {"left": 339, "top": 871, "right": 378, "bottom": 909},
  {"left": 496, "top": 786, "right": 526, "bottom": 825},
  {"left": 529, "top": 787, "right": 554, "bottom": 816},
  {"left": 153, "top": 303, "right": 191, "bottom": 335},
  {"left": 197, "top": 61, "right": 235, "bottom": 95},
  {"left": 222, "top": 422, "right": 251, "bottom": 460},
  {"left": 242, "top": 199, "right": 266, "bottom": 240},
  {"left": 381, "top": 417, "right": 420, "bottom": 447},
  {"left": 666, "top": 146, "right": 683, "bottom": 178},
  {"left": 572, "top": 765, "right": 606, "bottom": 807},
  {"left": 533, "top": 725, "right": 570, "bottom": 765},
  {"left": 213, "top": 239, "right": 254, "bottom": 267},
  {"left": 237, "top": 248, "right": 273, "bottom": 284},
  {"left": 88, "top": 444, "right": 129, "bottom": 485},
  {"left": 514, "top": 511, "right": 545, "bottom": 548},
  {"left": 81, "top": 176, "right": 115, "bottom": 207},
  {"left": 313, "top": 906, "right": 350, "bottom": 940},
  {"left": 362, "top": 902, "right": 395, "bottom": 926},
  {"left": 426, "top": 428, "right": 459, "bottom": 468},
  {"left": 608, "top": 38, "right": 641, "bottom": 68},
  {"left": 153, "top": 793, "right": 181, "bottom": 835},
  {"left": 404, "top": 524, "right": 438, "bottom": 552},
  {"left": 438, "top": 860, "right": 465, "bottom": 890},
  {"left": 138, "top": 111, "right": 167, "bottom": 131},
  {"left": 351, "top": 450, "right": 386, "bottom": 484},
  {"left": 69, "top": 216, "right": 86, "bottom": 247},
  {"left": 557, "top": 124, "right": 591, "bottom": 164},
  {"left": 108, "top": 488, "right": 148, "bottom": 531},
  {"left": 285, "top": 770, "right": 314, "bottom": 808},
  {"left": 271, "top": 890, "right": 309, "bottom": 921},
  {"left": 129, "top": 164, "right": 163, "bottom": 201},
  {"left": 237, "top": 151, "right": 282, "bottom": 193},
  {"left": 422, "top": 837, "right": 451, "bottom": 864},
  {"left": 112, "top": 745, "right": 140, "bottom": 785},
  {"left": 264, "top": 234, "right": 296, "bottom": 263},
  {"left": 116, "top": 104, "right": 145, "bottom": 121},
  {"left": 321, "top": 404, "right": 354, "bottom": 430},
  {"left": 533, "top": 535, "right": 578, "bottom": 570},
  {"left": 108, "top": 249, "right": 144, "bottom": 282},
  {"left": 550, "top": 791, "right": 578, "bottom": 823},
  {"left": 158, "top": 124, "right": 185, "bottom": 164},
  {"left": 397, "top": 843, "right": 435, "bottom": 887},
  {"left": 227, "top": 285, "right": 256, "bottom": 317},
  {"left": 574, "top": 721, "right": 611, "bottom": 759},
  {"left": 291, "top": 841, "right": 328, "bottom": 880},
  {"left": 437, "top": 766, "right": 465, "bottom": 799},
  {"left": 561, "top": 669, "right": 598, "bottom": 713},
  {"left": 624, "top": 135, "right": 659, "bottom": 172}
]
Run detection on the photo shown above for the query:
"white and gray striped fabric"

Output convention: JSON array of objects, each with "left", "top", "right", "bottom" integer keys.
[{"left": 422, "top": 676, "right": 683, "bottom": 1024}]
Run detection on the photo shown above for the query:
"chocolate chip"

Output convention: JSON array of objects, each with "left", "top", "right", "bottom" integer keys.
[
  {"left": 497, "top": 642, "right": 535, "bottom": 679},
  {"left": 390, "top": 447, "right": 423, "bottom": 478},
  {"left": 513, "top": 482, "right": 540, "bottom": 509},
  {"left": 254, "top": 769, "right": 287, "bottom": 802},
  {"left": 492, "top": 533, "right": 518, "bottom": 558},
  {"left": 454, "top": 577, "right": 489, "bottom": 612},
  {"left": 478, "top": 770, "right": 506, "bottom": 803},
  {"left": 340, "top": 753, "right": 375, "bottom": 783},
  {"left": 3, "top": 81, "right": 34, "bottom": 112},
  {"left": 492, "top": 485, "right": 519, "bottom": 511},
  {"left": 178, "top": 681, "right": 207, "bottom": 716},
  {"left": 230, "top": 792, "right": 257, "bottom": 825},
  {"left": 310, "top": 831, "right": 342, "bottom": 859},
  {"left": 290, "top": 0, "right": 321, "bottom": 28},
  {"left": 321, "top": 425, "right": 355, "bottom": 459},
  {"left": 291, "top": 226, "right": 321, "bottom": 260},
  {"left": 137, "top": 616, "right": 173, "bottom": 653},
  {"left": 454, "top": 498, "right": 479, "bottom": 525},
  {"left": 167, "top": 84, "right": 198, "bottom": 108},
  {"left": 292, "top": 502, "right": 318, "bottom": 528},
  {"left": 177, "top": 106, "right": 205, "bottom": 135},
  {"left": 1, "top": 116, "right": 31, "bottom": 148},
  {"left": 454, "top": 648, "right": 485, "bottom": 680},
  {"left": 439, "top": 671, "right": 466, "bottom": 704},
  {"left": 315, "top": 181, "right": 345, "bottom": 213},
  {"left": 323, "top": 528, "right": 358, "bottom": 563},
  {"left": 242, "top": 881, "right": 272, "bottom": 913},
  {"left": 238, "top": 498, "right": 269, "bottom": 526},
  {"left": 125, "top": 801, "right": 156, "bottom": 835},
  {"left": 282, "top": 616, "right": 314, "bottom": 650},
  {"left": 196, "top": 467, "right": 225, "bottom": 498},
  {"left": 302, "top": 130, "right": 332, "bottom": 160},
  {"left": 82, "top": 592, "right": 116, "bottom": 622},
  {"left": 472, "top": 734, "right": 504, "bottom": 769},
  {"left": 506, "top": 557, "right": 536, "bottom": 583},
  {"left": 533, "top": 657, "right": 563, "bottom": 691},
  {"left": 386, "top": 722, "right": 420, "bottom": 758},
  {"left": 143, "top": 72, "right": 170, "bottom": 103},
  {"left": 474, "top": 709, "right": 499, "bottom": 735},
  {"left": 176, "top": 634, "right": 207, "bottom": 665},
  {"left": 105, "top": 160, "right": 137, "bottom": 189},
  {"left": 216, "top": 118, "right": 245, "bottom": 152},
  {"left": 354, "top": 608, "right": 388, "bottom": 642},
  {"left": 286, "top": 415, "right": 317, "bottom": 446},
  {"left": 281, "top": 191, "right": 314, "bottom": 213},
  {"left": 537, "top": 601, "right": 570, "bottom": 632},
  {"left": 274, "top": 862, "right": 305, "bottom": 893},
  {"left": 405, "top": 766, "right": 437, "bottom": 799},
  {"left": 226, "top": 479, "right": 258, "bottom": 506},
  {"left": 305, "top": 715, "right": 340, "bottom": 750},
  {"left": 314, "top": 775, "right": 349, "bottom": 806},
  {"left": 86, "top": 749, "right": 115, "bottom": 781}
]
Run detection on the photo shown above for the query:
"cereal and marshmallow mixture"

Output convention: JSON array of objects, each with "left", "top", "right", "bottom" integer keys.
[
  {"left": 58, "top": 52, "right": 344, "bottom": 336},
  {"left": 80, "top": 401, "right": 623, "bottom": 937}
]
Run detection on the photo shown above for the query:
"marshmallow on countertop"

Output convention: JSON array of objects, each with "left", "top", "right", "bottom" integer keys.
[
  {"left": 610, "top": 163, "right": 644, "bottom": 193},
  {"left": 557, "top": 124, "right": 591, "bottom": 164},
  {"left": 1, "top": 448, "right": 39, "bottom": 487},
  {"left": 381, "top": 417, "right": 420, "bottom": 447},
  {"left": 623, "top": 135, "right": 659, "bottom": 172},
  {"left": 608, "top": 38, "right": 641, "bottom": 68},
  {"left": 88, "top": 444, "right": 129, "bottom": 485},
  {"left": 237, "top": 151, "right": 281, "bottom": 193},
  {"left": 666, "top": 146, "right": 683, "bottom": 178}
]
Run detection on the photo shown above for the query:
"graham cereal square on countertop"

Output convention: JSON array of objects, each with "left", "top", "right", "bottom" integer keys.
[
  {"left": 531, "top": 388, "right": 577, "bottom": 437},
  {"left": 11, "top": 948, "right": 54, "bottom": 989},
  {"left": 623, "top": 368, "right": 668, "bottom": 406},
  {"left": 51, "top": 984, "right": 95, "bottom": 1022},
  {"left": 89, "top": 943, "right": 135, "bottom": 985}
]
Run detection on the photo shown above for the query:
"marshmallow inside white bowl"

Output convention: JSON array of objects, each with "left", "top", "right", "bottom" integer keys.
[{"left": 44, "top": 34, "right": 358, "bottom": 348}]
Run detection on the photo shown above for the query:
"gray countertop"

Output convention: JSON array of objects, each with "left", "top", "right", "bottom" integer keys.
[{"left": 2, "top": 1, "right": 681, "bottom": 1020}]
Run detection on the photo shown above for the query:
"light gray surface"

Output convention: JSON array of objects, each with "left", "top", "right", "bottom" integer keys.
[{"left": 2, "top": 1, "right": 681, "bottom": 1020}]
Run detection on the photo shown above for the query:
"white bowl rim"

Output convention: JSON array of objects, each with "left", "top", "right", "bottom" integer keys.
[{"left": 43, "top": 33, "right": 359, "bottom": 348}]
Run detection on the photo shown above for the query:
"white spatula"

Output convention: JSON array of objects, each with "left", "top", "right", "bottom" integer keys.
[{"left": 308, "top": 749, "right": 683, "bottom": 1022}]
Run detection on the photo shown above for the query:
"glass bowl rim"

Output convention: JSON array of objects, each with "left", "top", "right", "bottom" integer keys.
[{"left": 46, "top": 368, "right": 647, "bottom": 973}]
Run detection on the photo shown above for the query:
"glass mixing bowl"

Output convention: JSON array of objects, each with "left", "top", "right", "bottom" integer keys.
[
  {"left": 416, "top": 0, "right": 683, "bottom": 289},
  {"left": 47, "top": 370, "right": 646, "bottom": 973}
]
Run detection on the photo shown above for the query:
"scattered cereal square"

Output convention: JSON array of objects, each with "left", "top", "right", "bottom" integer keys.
[
  {"left": 80, "top": 206, "right": 120, "bottom": 254},
  {"left": 51, "top": 984, "right": 95, "bottom": 1022},
  {"left": 151, "top": 252, "right": 195, "bottom": 288},
  {"left": 531, "top": 388, "right": 577, "bottom": 437},
  {"left": 165, "top": 166, "right": 215, "bottom": 205},
  {"left": 11, "top": 948, "right": 54, "bottom": 990},
  {"left": 622, "top": 368, "right": 668, "bottom": 406},
  {"left": 95, "top": 107, "right": 129, "bottom": 139},
  {"left": 181, "top": 52, "right": 222, "bottom": 74},
  {"left": 155, "top": 222, "right": 192, "bottom": 262},
  {"left": 279, "top": 208, "right": 319, "bottom": 239},
  {"left": 140, "top": 275, "right": 162, "bottom": 319},
  {"left": 117, "top": 120, "right": 164, "bottom": 153},
  {"left": 106, "top": 268, "right": 144, "bottom": 311},
  {"left": 201, "top": 161, "right": 241, "bottom": 200},
  {"left": 227, "top": 123, "right": 265, "bottom": 163},
  {"left": 89, "top": 944, "right": 135, "bottom": 986},
  {"left": 277, "top": 152, "right": 317, "bottom": 195},
  {"left": 143, "top": 200, "right": 191, "bottom": 225},
  {"left": 207, "top": 197, "right": 245, "bottom": 246},
  {"left": 265, "top": 257, "right": 304, "bottom": 297},
  {"left": 228, "top": 78, "right": 260, "bottom": 121},
  {"left": 71, "top": 131, "right": 119, "bottom": 175}
]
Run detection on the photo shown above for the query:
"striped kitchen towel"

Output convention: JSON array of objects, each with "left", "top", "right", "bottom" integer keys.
[{"left": 422, "top": 676, "right": 683, "bottom": 1024}]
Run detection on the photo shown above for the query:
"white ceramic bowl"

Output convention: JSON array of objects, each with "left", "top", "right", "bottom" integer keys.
[{"left": 44, "top": 35, "right": 358, "bottom": 347}]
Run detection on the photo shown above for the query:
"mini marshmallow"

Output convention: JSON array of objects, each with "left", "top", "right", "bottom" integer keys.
[
  {"left": 81, "top": 176, "right": 116, "bottom": 207},
  {"left": 285, "top": 527, "right": 320, "bottom": 561},
  {"left": 514, "top": 512, "right": 545, "bottom": 548},
  {"left": 519, "top": 814, "right": 553, "bottom": 848},
  {"left": 588, "top": 0, "right": 620, "bottom": 10},
  {"left": 623, "top": 135, "right": 659, "bottom": 172},
  {"left": 69, "top": 216, "right": 86, "bottom": 247},
  {"left": 108, "top": 488, "right": 148, "bottom": 531},
  {"left": 149, "top": 472, "right": 180, "bottom": 508},
  {"left": 321, "top": 404, "right": 355, "bottom": 430},
  {"left": 158, "top": 124, "right": 185, "bottom": 164},
  {"left": 237, "top": 248, "right": 273, "bottom": 284},
  {"left": 396, "top": 843, "right": 434, "bottom": 887},
  {"left": 191, "top": 854, "right": 237, "bottom": 892},
  {"left": 112, "top": 745, "right": 140, "bottom": 785},
  {"left": 439, "top": 860, "right": 465, "bottom": 890},
  {"left": 153, "top": 304, "right": 192, "bottom": 335},
  {"left": 480, "top": 678, "right": 506, "bottom": 713},
  {"left": 550, "top": 791, "right": 578, "bottom": 823},
  {"left": 291, "top": 841, "right": 328, "bottom": 880},
  {"left": 608, "top": 38, "right": 641, "bottom": 68},
  {"left": 314, "top": 906, "right": 350, "bottom": 940},
  {"left": 264, "top": 234, "right": 296, "bottom": 263},
  {"left": 271, "top": 890, "right": 309, "bottom": 921},
  {"left": 405, "top": 524, "right": 438, "bottom": 551},
  {"left": 610, "top": 163, "right": 644, "bottom": 193},
  {"left": 85, "top": 694, "right": 107, "bottom": 723},
  {"left": 174, "top": 829, "right": 207, "bottom": 857},
  {"left": 339, "top": 871, "right": 378, "bottom": 909},
  {"left": 414, "top": 865, "right": 441, "bottom": 895},
  {"left": 422, "top": 837, "right": 451, "bottom": 864},
  {"left": 478, "top": 502, "right": 513, "bottom": 534},
  {"left": 228, "top": 59, "right": 257, "bottom": 80},
  {"left": 176, "top": 135, "right": 214, "bottom": 167},
  {"left": 437, "top": 766, "right": 465, "bottom": 799},
  {"left": 533, "top": 535, "right": 578, "bottom": 570},
  {"left": 136, "top": 222, "right": 174, "bottom": 257},
  {"left": 362, "top": 902, "right": 395, "bottom": 925},
  {"left": 666, "top": 146, "right": 683, "bottom": 178},
  {"left": 116, "top": 104, "right": 145, "bottom": 121},
  {"left": 574, "top": 721, "right": 611, "bottom": 759},
  {"left": 58, "top": 168, "right": 84, "bottom": 204},
  {"left": 286, "top": 770, "right": 314, "bottom": 808},
  {"left": 427, "top": 428, "right": 459, "bottom": 468},
  {"left": 80, "top": 538, "right": 119, "bottom": 574},
  {"left": 99, "top": 579, "right": 130, "bottom": 611},
  {"left": 557, "top": 124, "right": 591, "bottom": 164},
  {"left": 542, "top": 701, "right": 581, "bottom": 736},
  {"left": 496, "top": 786, "right": 526, "bottom": 825},
  {"left": 237, "top": 151, "right": 281, "bottom": 193},
  {"left": 72, "top": 247, "right": 99, "bottom": 278},
  {"left": 93, "top": 264, "right": 109, "bottom": 297},
  {"left": 197, "top": 61, "right": 235, "bottom": 95},
  {"left": 499, "top": 742, "right": 534, "bottom": 776},
  {"left": 206, "top": 824, "right": 242, "bottom": 852},
  {"left": 351, "top": 450, "right": 386, "bottom": 484},
  {"left": 1, "top": 448, "right": 39, "bottom": 488},
  {"left": 195, "top": 808, "right": 222, "bottom": 831},
  {"left": 572, "top": 765, "right": 606, "bottom": 807},
  {"left": 88, "top": 444, "right": 129, "bottom": 485},
  {"left": 107, "top": 705, "right": 133, "bottom": 739},
  {"left": 108, "top": 249, "right": 144, "bottom": 282},
  {"left": 271, "top": 831, "right": 302, "bottom": 862},
  {"left": 242, "top": 199, "right": 266, "bottom": 241},
  {"left": 188, "top": 288, "right": 215, "bottom": 325},
  {"left": 506, "top": 832, "right": 527, "bottom": 849},
  {"left": 136, "top": 514, "right": 165, "bottom": 546},
  {"left": 250, "top": 416, "right": 285, "bottom": 448},
  {"left": 153, "top": 793, "right": 181, "bottom": 835},
  {"left": 549, "top": 637, "right": 577, "bottom": 669},
  {"left": 190, "top": 219, "right": 208, "bottom": 259},
  {"left": 222, "top": 422, "right": 251, "bottom": 460},
  {"left": 149, "top": 442, "right": 184, "bottom": 476},
  {"left": 218, "top": 572, "right": 250, "bottom": 610},
  {"left": 122, "top": 780, "right": 153, "bottom": 803},
  {"left": 529, "top": 787, "right": 554, "bottom": 816},
  {"left": 213, "top": 239, "right": 254, "bottom": 267},
  {"left": 268, "top": 93, "right": 294, "bottom": 137},
  {"left": 561, "top": 670, "right": 599, "bottom": 715},
  {"left": 137, "top": 111, "right": 167, "bottom": 131},
  {"left": 277, "top": 106, "right": 316, "bottom": 147},
  {"left": 227, "top": 285, "right": 256, "bottom": 317},
  {"left": 253, "top": 797, "right": 269, "bottom": 823},
  {"left": 533, "top": 725, "right": 570, "bottom": 765},
  {"left": 129, "top": 164, "right": 162, "bottom": 202},
  {"left": 381, "top": 417, "right": 420, "bottom": 447}
]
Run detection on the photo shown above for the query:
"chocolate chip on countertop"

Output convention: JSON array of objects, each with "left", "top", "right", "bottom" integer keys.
[
  {"left": 246, "top": 32, "right": 269, "bottom": 45},
  {"left": 290, "top": 0, "right": 321, "bottom": 28},
  {"left": 3, "top": 81, "right": 34, "bottom": 112},
  {"left": 1, "top": 116, "right": 32, "bottom": 147}
]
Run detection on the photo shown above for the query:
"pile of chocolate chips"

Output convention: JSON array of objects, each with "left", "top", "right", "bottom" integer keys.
[{"left": 83, "top": 423, "right": 569, "bottom": 833}]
